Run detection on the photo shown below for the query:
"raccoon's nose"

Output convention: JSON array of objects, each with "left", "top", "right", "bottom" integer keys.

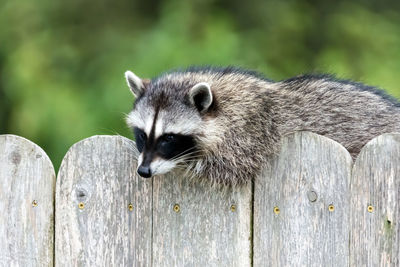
[{"left": 137, "top": 165, "right": 152, "bottom": 178}]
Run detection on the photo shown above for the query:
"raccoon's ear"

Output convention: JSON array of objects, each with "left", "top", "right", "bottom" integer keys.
[
  {"left": 125, "top": 71, "right": 148, "bottom": 97},
  {"left": 188, "top": 82, "right": 213, "bottom": 113}
]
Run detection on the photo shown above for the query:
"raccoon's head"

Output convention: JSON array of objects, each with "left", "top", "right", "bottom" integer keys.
[{"left": 125, "top": 70, "right": 214, "bottom": 178}]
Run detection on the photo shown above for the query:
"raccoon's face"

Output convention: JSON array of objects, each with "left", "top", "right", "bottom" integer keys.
[{"left": 125, "top": 71, "right": 213, "bottom": 178}]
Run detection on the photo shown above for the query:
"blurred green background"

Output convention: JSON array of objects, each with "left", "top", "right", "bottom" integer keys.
[{"left": 1, "top": 0, "right": 400, "bottom": 170}]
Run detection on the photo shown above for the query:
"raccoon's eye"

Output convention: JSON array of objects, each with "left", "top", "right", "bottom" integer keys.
[
  {"left": 133, "top": 127, "right": 146, "bottom": 152},
  {"left": 163, "top": 134, "right": 175, "bottom": 142},
  {"left": 139, "top": 132, "right": 146, "bottom": 140},
  {"left": 157, "top": 134, "right": 196, "bottom": 160},
  {"left": 158, "top": 134, "right": 176, "bottom": 149}
]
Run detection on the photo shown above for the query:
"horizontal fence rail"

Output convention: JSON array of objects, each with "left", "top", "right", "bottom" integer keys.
[{"left": 0, "top": 132, "right": 399, "bottom": 266}]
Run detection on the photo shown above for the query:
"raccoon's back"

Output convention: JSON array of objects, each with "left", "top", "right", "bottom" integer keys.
[{"left": 275, "top": 74, "right": 400, "bottom": 157}]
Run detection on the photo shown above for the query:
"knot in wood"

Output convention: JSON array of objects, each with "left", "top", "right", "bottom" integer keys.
[{"left": 307, "top": 191, "right": 318, "bottom": 202}]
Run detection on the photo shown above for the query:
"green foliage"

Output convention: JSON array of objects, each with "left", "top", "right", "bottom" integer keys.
[{"left": 1, "top": 0, "right": 400, "bottom": 169}]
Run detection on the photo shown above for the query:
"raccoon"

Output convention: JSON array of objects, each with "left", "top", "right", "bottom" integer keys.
[{"left": 125, "top": 66, "right": 400, "bottom": 185}]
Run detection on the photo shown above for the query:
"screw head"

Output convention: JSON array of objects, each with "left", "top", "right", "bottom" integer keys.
[
  {"left": 78, "top": 202, "right": 85, "bottom": 209},
  {"left": 173, "top": 204, "right": 180, "bottom": 213},
  {"left": 273, "top": 206, "right": 280, "bottom": 214},
  {"left": 328, "top": 204, "right": 334, "bottom": 212},
  {"left": 32, "top": 200, "right": 38, "bottom": 207},
  {"left": 128, "top": 203, "right": 133, "bottom": 211},
  {"left": 367, "top": 205, "right": 374, "bottom": 213},
  {"left": 230, "top": 204, "right": 236, "bottom": 212}
]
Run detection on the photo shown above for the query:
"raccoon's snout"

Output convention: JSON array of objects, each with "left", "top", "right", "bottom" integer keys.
[
  {"left": 137, "top": 164, "right": 152, "bottom": 178},
  {"left": 137, "top": 151, "right": 154, "bottom": 178}
]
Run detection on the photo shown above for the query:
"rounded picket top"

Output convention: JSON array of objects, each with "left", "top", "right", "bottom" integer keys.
[
  {"left": 55, "top": 135, "right": 152, "bottom": 266},
  {"left": 350, "top": 133, "right": 400, "bottom": 266},
  {"left": 353, "top": 132, "right": 400, "bottom": 164},
  {"left": 0, "top": 134, "right": 56, "bottom": 266},
  {"left": 254, "top": 131, "right": 353, "bottom": 267}
]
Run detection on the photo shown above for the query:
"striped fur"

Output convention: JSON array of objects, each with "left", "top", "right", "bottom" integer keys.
[{"left": 126, "top": 66, "right": 400, "bottom": 185}]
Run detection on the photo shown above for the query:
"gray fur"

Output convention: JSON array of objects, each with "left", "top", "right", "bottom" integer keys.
[{"left": 126, "top": 67, "right": 400, "bottom": 185}]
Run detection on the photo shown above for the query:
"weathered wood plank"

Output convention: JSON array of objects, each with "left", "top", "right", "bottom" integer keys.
[
  {"left": 254, "top": 132, "right": 353, "bottom": 267},
  {"left": 55, "top": 135, "right": 152, "bottom": 266},
  {"left": 152, "top": 174, "right": 252, "bottom": 266},
  {"left": 350, "top": 133, "right": 400, "bottom": 266},
  {"left": 0, "top": 135, "right": 56, "bottom": 266}
]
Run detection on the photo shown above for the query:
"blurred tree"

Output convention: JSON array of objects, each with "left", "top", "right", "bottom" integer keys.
[{"left": 0, "top": 0, "right": 399, "bottom": 169}]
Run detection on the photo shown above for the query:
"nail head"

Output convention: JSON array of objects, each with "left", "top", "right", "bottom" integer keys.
[
  {"left": 367, "top": 205, "right": 374, "bottom": 213},
  {"left": 273, "top": 206, "right": 280, "bottom": 214},
  {"left": 173, "top": 204, "right": 180, "bottom": 213},
  {"left": 230, "top": 204, "right": 236, "bottom": 212}
]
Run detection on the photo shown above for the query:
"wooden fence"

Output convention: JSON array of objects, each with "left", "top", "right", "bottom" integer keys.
[{"left": 0, "top": 132, "right": 399, "bottom": 266}]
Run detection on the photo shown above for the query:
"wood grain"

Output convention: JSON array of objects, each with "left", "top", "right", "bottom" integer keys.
[
  {"left": 254, "top": 132, "right": 353, "bottom": 267},
  {"left": 152, "top": 173, "right": 252, "bottom": 266},
  {"left": 0, "top": 135, "right": 56, "bottom": 266},
  {"left": 350, "top": 133, "right": 400, "bottom": 266},
  {"left": 55, "top": 135, "right": 152, "bottom": 266},
  {"left": 3, "top": 132, "right": 399, "bottom": 266}
]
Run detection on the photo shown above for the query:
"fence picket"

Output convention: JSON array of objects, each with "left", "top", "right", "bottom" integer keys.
[
  {"left": 55, "top": 136, "right": 152, "bottom": 266},
  {"left": 152, "top": 174, "right": 252, "bottom": 266},
  {"left": 350, "top": 133, "right": 400, "bottom": 266},
  {"left": 0, "top": 135, "right": 55, "bottom": 267},
  {"left": 254, "top": 132, "right": 353, "bottom": 267}
]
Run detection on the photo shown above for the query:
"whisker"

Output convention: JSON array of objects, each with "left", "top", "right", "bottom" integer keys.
[{"left": 168, "top": 148, "right": 198, "bottom": 161}]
